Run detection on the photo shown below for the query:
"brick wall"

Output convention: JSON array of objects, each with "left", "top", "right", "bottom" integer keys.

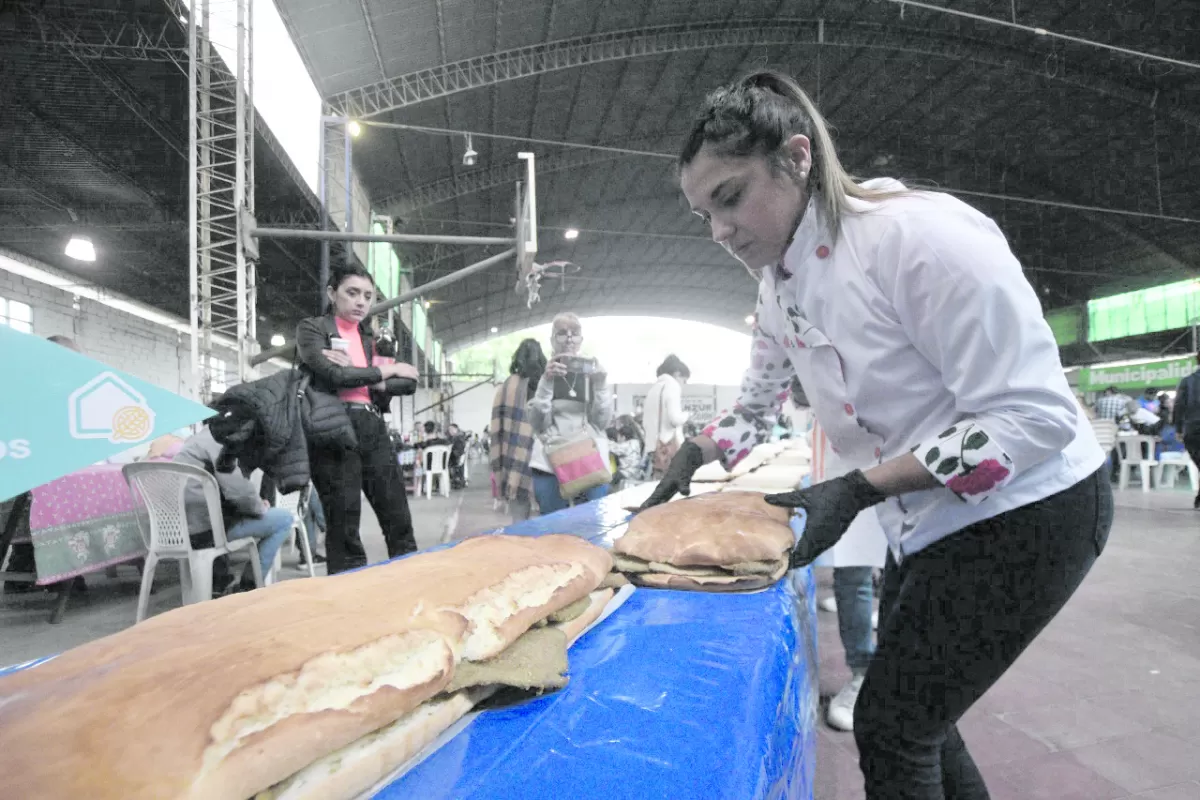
[{"left": 0, "top": 267, "right": 242, "bottom": 398}]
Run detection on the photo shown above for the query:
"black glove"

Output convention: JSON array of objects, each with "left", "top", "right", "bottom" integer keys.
[
  {"left": 765, "top": 470, "right": 887, "bottom": 568},
  {"left": 637, "top": 441, "right": 707, "bottom": 511}
]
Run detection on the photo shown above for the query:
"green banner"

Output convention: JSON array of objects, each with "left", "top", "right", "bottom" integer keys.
[{"left": 1079, "top": 356, "right": 1196, "bottom": 392}]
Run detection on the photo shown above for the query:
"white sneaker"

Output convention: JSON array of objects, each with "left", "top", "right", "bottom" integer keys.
[
  {"left": 820, "top": 596, "right": 838, "bottom": 613},
  {"left": 826, "top": 674, "right": 865, "bottom": 732}
]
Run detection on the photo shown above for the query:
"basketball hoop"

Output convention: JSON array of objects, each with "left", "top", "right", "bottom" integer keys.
[{"left": 517, "top": 260, "right": 578, "bottom": 308}]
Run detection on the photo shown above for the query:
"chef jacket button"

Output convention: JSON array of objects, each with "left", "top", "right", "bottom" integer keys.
[
  {"left": 816, "top": 245, "right": 830, "bottom": 259},
  {"left": 844, "top": 403, "right": 854, "bottom": 416}
]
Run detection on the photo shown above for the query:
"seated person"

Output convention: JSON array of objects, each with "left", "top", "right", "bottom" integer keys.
[
  {"left": 419, "top": 420, "right": 449, "bottom": 447},
  {"left": 174, "top": 424, "right": 293, "bottom": 592}
]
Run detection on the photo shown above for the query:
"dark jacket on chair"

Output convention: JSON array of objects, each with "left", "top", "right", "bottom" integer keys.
[
  {"left": 295, "top": 315, "right": 417, "bottom": 416},
  {"left": 208, "top": 370, "right": 310, "bottom": 493}
]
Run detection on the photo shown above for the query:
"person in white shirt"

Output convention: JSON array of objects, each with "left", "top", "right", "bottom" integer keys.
[
  {"left": 641, "top": 354, "right": 692, "bottom": 478},
  {"left": 642, "top": 70, "right": 1112, "bottom": 799}
]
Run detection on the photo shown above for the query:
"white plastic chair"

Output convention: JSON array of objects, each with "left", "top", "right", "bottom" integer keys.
[
  {"left": 122, "top": 462, "right": 264, "bottom": 623},
  {"left": 1116, "top": 435, "right": 1155, "bottom": 492},
  {"left": 1155, "top": 451, "right": 1200, "bottom": 494},
  {"left": 422, "top": 445, "right": 451, "bottom": 499},
  {"left": 275, "top": 486, "right": 316, "bottom": 579},
  {"left": 398, "top": 448, "right": 419, "bottom": 495}
]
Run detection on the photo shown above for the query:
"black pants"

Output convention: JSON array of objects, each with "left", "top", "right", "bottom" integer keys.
[
  {"left": 1183, "top": 434, "right": 1200, "bottom": 501},
  {"left": 854, "top": 468, "right": 1113, "bottom": 799},
  {"left": 309, "top": 407, "right": 416, "bottom": 575}
]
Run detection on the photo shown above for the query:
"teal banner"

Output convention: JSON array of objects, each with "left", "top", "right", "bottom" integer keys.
[{"left": 0, "top": 326, "right": 215, "bottom": 501}]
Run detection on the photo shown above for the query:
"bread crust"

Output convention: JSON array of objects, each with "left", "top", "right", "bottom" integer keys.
[
  {"left": 615, "top": 492, "right": 792, "bottom": 567},
  {"left": 265, "top": 588, "right": 617, "bottom": 800},
  {"left": 631, "top": 560, "right": 788, "bottom": 592},
  {"left": 0, "top": 534, "right": 609, "bottom": 800}
]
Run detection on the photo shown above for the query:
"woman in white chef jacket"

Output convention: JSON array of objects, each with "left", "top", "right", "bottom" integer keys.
[{"left": 641, "top": 71, "right": 1112, "bottom": 799}]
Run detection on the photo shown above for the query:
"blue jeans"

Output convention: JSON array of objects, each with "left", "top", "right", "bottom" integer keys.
[
  {"left": 834, "top": 565, "right": 875, "bottom": 674},
  {"left": 532, "top": 471, "right": 609, "bottom": 516},
  {"left": 227, "top": 507, "right": 293, "bottom": 577}
]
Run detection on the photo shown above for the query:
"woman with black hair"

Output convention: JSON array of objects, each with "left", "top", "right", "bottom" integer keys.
[
  {"left": 295, "top": 265, "right": 420, "bottom": 574},
  {"left": 489, "top": 338, "right": 547, "bottom": 521},
  {"left": 643, "top": 70, "right": 1111, "bottom": 799}
]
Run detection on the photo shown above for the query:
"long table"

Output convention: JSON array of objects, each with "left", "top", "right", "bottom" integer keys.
[
  {"left": 0, "top": 488, "right": 819, "bottom": 800},
  {"left": 381, "top": 489, "right": 818, "bottom": 799}
]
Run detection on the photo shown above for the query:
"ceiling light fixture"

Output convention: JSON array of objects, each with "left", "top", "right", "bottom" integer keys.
[
  {"left": 347, "top": 120, "right": 362, "bottom": 138},
  {"left": 462, "top": 134, "right": 477, "bottom": 167},
  {"left": 424, "top": 300, "right": 431, "bottom": 309},
  {"left": 65, "top": 235, "right": 96, "bottom": 262},
  {"left": 563, "top": 228, "right": 580, "bottom": 240},
  {"left": 490, "top": 326, "right": 499, "bottom": 333},
  {"left": 744, "top": 314, "right": 755, "bottom": 325},
  {"left": 270, "top": 333, "right": 285, "bottom": 346}
]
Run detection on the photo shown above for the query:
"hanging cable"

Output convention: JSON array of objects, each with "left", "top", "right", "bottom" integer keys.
[{"left": 879, "top": 0, "right": 1199, "bottom": 71}]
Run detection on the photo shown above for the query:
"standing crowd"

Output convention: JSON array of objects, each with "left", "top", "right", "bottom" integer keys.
[{"left": 488, "top": 312, "right": 694, "bottom": 519}]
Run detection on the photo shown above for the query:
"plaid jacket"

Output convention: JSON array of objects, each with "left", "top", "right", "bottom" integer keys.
[{"left": 490, "top": 376, "right": 536, "bottom": 502}]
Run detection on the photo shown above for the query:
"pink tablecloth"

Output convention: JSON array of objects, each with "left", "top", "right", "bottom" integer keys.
[{"left": 27, "top": 465, "right": 148, "bottom": 584}]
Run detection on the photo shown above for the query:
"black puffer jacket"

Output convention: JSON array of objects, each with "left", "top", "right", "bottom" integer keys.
[{"left": 208, "top": 370, "right": 310, "bottom": 493}]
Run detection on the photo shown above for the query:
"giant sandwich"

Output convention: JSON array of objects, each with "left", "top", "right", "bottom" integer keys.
[
  {"left": 0, "top": 534, "right": 613, "bottom": 800},
  {"left": 612, "top": 491, "right": 794, "bottom": 592}
]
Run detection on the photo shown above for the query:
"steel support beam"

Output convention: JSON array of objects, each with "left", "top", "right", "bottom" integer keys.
[
  {"left": 14, "top": 7, "right": 186, "bottom": 67},
  {"left": 250, "top": 248, "right": 516, "bottom": 365},
  {"left": 376, "top": 149, "right": 624, "bottom": 217},
  {"left": 252, "top": 227, "right": 515, "bottom": 247},
  {"left": 189, "top": 0, "right": 255, "bottom": 401},
  {"left": 327, "top": 19, "right": 1193, "bottom": 131}
]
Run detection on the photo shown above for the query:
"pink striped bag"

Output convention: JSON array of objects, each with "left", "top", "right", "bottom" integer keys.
[{"left": 545, "top": 428, "right": 611, "bottom": 499}]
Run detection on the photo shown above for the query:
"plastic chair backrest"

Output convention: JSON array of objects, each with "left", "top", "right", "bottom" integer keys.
[
  {"left": 1090, "top": 419, "right": 1117, "bottom": 452},
  {"left": 275, "top": 486, "right": 306, "bottom": 516},
  {"left": 1118, "top": 435, "right": 1155, "bottom": 465},
  {"left": 122, "top": 462, "right": 228, "bottom": 555},
  {"left": 423, "top": 445, "right": 450, "bottom": 472}
]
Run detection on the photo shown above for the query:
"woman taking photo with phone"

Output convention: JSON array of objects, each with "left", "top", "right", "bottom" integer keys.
[
  {"left": 527, "top": 313, "right": 614, "bottom": 514},
  {"left": 296, "top": 265, "right": 420, "bottom": 574},
  {"left": 642, "top": 71, "right": 1111, "bottom": 799}
]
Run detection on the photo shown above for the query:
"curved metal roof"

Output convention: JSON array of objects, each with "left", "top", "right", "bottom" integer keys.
[{"left": 274, "top": 0, "right": 1197, "bottom": 351}]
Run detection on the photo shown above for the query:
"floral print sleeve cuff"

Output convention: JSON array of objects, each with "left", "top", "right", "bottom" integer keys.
[{"left": 913, "top": 422, "right": 1015, "bottom": 504}]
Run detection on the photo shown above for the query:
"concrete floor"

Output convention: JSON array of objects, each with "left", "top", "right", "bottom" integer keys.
[{"left": 4, "top": 472, "right": 1200, "bottom": 799}]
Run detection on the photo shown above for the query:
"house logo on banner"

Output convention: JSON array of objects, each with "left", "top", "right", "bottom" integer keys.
[
  {"left": 0, "top": 326, "right": 214, "bottom": 502},
  {"left": 69, "top": 373, "right": 156, "bottom": 443}
]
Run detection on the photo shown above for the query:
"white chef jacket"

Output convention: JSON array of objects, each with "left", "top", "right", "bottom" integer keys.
[{"left": 702, "top": 180, "right": 1105, "bottom": 561}]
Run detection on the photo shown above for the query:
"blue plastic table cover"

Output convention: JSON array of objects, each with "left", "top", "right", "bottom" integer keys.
[
  {"left": 379, "top": 492, "right": 819, "bottom": 800},
  {"left": 0, "top": 491, "right": 819, "bottom": 800}
]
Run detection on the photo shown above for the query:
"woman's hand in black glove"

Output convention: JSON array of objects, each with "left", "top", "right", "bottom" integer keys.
[
  {"left": 765, "top": 470, "right": 887, "bottom": 568},
  {"left": 637, "top": 440, "right": 708, "bottom": 511}
]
